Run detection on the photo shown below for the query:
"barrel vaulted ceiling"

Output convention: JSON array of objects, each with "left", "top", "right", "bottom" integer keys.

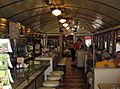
[{"left": 0, "top": 0, "right": 120, "bottom": 34}]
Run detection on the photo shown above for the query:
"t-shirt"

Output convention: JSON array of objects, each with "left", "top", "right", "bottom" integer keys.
[{"left": 72, "top": 42, "right": 81, "bottom": 50}]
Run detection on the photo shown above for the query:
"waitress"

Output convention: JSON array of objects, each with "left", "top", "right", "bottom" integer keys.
[{"left": 71, "top": 39, "right": 83, "bottom": 66}]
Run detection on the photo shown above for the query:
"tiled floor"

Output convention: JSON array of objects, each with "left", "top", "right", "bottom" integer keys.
[{"left": 61, "top": 57, "right": 88, "bottom": 89}]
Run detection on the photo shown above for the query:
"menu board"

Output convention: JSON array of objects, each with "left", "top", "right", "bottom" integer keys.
[{"left": 0, "top": 39, "right": 13, "bottom": 89}]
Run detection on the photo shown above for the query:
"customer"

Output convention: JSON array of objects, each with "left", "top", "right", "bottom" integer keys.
[
  {"left": 113, "top": 51, "right": 120, "bottom": 67},
  {"left": 101, "top": 48, "right": 112, "bottom": 60},
  {"left": 95, "top": 55, "right": 116, "bottom": 68},
  {"left": 95, "top": 48, "right": 102, "bottom": 62},
  {"left": 71, "top": 39, "right": 83, "bottom": 66}
]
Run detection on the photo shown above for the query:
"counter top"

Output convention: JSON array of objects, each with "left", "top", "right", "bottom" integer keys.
[
  {"left": 10, "top": 60, "right": 50, "bottom": 89},
  {"left": 35, "top": 53, "right": 58, "bottom": 61}
]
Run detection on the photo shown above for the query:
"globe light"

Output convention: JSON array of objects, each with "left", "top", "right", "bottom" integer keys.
[
  {"left": 71, "top": 33, "right": 74, "bottom": 35},
  {"left": 63, "top": 23, "right": 68, "bottom": 27},
  {"left": 66, "top": 26, "right": 69, "bottom": 30},
  {"left": 52, "top": 9, "right": 61, "bottom": 16},
  {"left": 59, "top": 19, "right": 66, "bottom": 23}
]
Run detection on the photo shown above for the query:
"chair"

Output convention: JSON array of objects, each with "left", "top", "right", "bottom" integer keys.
[{"left": 47, "top": 75, "right": 61, "bottom": 81}]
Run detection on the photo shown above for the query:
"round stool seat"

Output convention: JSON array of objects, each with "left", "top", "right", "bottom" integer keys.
[
  {"left": 51, "top": 71, "right": 64, "bottom": 76},
  {"left": 48, "top": 75, "right": 61, "bottom": 81},
  {"left": 42, "top": 80, "right": 59, "bottom": 87},
  {"left": 39, "top": 87, "right": 55, "bottom": 89}
]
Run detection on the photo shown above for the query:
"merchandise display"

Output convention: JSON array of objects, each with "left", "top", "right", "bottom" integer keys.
[{"left": 0, "top": 39, "right": 13, "bottom": 89}]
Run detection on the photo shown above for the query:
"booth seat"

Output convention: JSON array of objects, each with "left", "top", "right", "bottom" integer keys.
[{"left": 94, "top": 68, "right": 120, "bottom": 89}]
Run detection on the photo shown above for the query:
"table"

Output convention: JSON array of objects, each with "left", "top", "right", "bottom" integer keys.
[{"left": 98, "top": 84, "right": 120, "bottom": 89}]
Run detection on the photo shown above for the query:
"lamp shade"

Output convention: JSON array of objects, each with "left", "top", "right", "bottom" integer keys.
[
  {"left": 66, "top": 26, "right": 69, "bottom": 30},
  {"left": 52, "top": 9, "right": 61, "bottom": 16},
  {"left": 63, "top": 23, "right": 68, "bottom": 27},
  {"left": 59, "top": 19, "right": 66, "bottom": 23}
]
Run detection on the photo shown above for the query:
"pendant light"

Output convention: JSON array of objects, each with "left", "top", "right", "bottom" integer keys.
[
  {"left": 63, "top": 23, "right": 68, "bottom": 27},
  {"left": 59, "top": 19, "right": 66, "bottom": 23},
  {"left": 52, "top": 9, "right": 61, "bottom": 16}
]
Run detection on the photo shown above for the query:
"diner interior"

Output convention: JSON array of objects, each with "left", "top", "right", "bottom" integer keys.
[{"left": 0, "top": 0, "right": 120, "bottom": 89}]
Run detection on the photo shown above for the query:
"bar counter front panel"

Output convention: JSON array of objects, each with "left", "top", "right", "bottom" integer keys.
[{"left": 10, "top": 60, "right": 50, "bottom": 89}]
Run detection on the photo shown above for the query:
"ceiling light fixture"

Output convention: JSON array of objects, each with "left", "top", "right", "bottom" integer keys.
[
  {"left": 59, "top": 19, "right": 66, "bottom": 23},
  {"left": 71, "top": 33, "right": 74, "bottom": 35},
  {"left": 63, "top": 23, "right": 68, "bottom": 27},
  {"left": 66, "top": 26, "right": 69, "bottom": 30},
  {"left": 52, "top": 9, "right": 61, "bottom": 16},
  {"left": 1, "top": 18, "right": 6, "bottom": 22}
]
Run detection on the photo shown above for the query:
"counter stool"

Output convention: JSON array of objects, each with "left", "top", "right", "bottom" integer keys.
[
  {"left": 42, "top": 80, "right": 59, "bottom": 89},
  {"left": 47, "top": 75, "right": 61, "bottom": 81},
  {"left": 50, "top": 71, "right": 64, "bottom": 76},
  {"left": 50, "top": 71, "right": 64, "bottom": 81},
  {"left": 39, "top": 87, "right": 55, "bottom": 89}
]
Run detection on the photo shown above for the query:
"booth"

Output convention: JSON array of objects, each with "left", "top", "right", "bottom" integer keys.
[{"left": 94, "top": 68, "right": 120, "bottom": 89}]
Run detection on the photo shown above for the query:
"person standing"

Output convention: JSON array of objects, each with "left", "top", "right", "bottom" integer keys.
[{"left": 71, "top": 39, "right": 83, "bottom": 66}]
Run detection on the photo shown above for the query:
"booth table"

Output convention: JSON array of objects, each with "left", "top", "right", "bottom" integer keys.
[{"left": 98, "top": 84, "right": 120, "bottom": 89}]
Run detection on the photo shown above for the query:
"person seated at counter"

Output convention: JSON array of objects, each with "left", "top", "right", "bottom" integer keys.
[{"left": 113, "top": 51, "right": 120, "bottom": 68}]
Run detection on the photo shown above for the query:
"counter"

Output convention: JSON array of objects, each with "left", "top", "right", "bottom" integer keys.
[
  {"left": 35, "top": 52, "right": 61, "bottom": 80},
  {"left": 10, "top": 60, "right": 50, "bottom": 89}
]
